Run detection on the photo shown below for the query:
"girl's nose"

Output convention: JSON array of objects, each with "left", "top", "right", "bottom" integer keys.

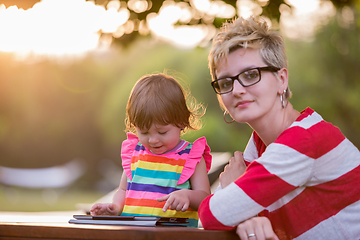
[{"left": 148, "top": 136, "right": 159, "bottom": 144}]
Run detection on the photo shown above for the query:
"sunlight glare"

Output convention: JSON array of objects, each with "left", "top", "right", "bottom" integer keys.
[
  {"left": 157, "top": 3, "right": 182, "bottom": 25},
  {"left": 286, "top": 0, "right": 319, "bottom": 14},
  {"left": 147, "top": 1, "right": 234, "bottom": 48},
  {"left": 177, "top": 2, "right": 193, "bottom": 24},
  {"left": 107, "top": 0, "right": 121, "bottom": 11},
  {"left": 191, "top": 0, "right": 211, "bottom": 13},
  {"left": 127, "top": 0, "right": 149, "bottom": 13},
  {"left": 237, "top": 0, "right": 263, "bottom": 18},
  {"left": 0, "top": 0, "right": 336, "bottom": 58},
  {"left": 101, "top": 7, "right": 130, "bottom": 33},
  {"left": 147, "top": 4, "right": 215, "bottom": 49},
  {"left": 281, "top": 0, "right": 335, "bottom": 40},
  {"left": 209, "top": 1, "right": 236, "bottom": 18},
  {"left": 0, "top": 0, "right": 130, "bottom": 59},
  {"left": 191, "top": 0, "right": 235, "bottom": 18},
  {"left": 170, "top": 25, "right": 208, "bottom": 48}
]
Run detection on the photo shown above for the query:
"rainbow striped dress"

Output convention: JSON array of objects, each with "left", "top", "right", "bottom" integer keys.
[{"left": 120, "top": 132, "right": 212, "bottom": 227}]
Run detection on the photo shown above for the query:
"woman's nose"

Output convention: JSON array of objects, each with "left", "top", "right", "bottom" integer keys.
[{"left": 232, "top": 80, "right": 246, "bottom": 95}]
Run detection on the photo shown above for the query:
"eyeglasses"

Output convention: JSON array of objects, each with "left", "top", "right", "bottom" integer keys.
[{"left": 211, "top": 66, "right": 280, "bottom": 94}]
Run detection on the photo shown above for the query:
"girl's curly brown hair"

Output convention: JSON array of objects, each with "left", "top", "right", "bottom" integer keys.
[{"left": 125, "top": 73, "right": 205, "bottom": 134}]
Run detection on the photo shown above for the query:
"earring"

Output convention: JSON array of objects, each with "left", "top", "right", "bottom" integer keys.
[
  {"left": 223, "top": 110, "right": 235, "bottom": 124},
  {"left": 280, "top": 89, "right": 287, "bottom": 108}
]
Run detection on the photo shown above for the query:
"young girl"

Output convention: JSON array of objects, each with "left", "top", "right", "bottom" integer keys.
[{"left": 91, "top": 73, "right": 212, "bottom": 227}]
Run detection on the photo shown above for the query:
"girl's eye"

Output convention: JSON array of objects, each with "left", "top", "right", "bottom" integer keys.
[{"left": 159, "top": 131, "right": 167, "bottom": 135}]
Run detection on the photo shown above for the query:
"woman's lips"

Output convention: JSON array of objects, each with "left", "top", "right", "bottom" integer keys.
[{"left": 236, "top": 100, "right": 252, "bottom": 109}]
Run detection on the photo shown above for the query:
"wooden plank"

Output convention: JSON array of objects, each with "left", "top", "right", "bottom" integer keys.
[{"left": 0, "top": 222, "right": 239, "bottom": 240}]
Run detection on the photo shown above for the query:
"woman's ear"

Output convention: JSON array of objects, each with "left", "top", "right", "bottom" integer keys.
[{"left": 276, "top": 68, "right": 289, "bottom": 94}]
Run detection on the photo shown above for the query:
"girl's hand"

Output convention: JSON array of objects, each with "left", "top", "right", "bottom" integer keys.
[
  {"left": 90, "top": 203, "right": 120, "bottom": 216},
  {"left": 236, "top": 217, "right": 279, "bottom": 240},
  {"left": 157, "top": 189, "right": 190, "bottom": 212},
  {"left": 219, "top": 151, "right": 246, "bottom": 188},
  {"left": 157, "top": 157, "right": 210, "bottom": 212}
]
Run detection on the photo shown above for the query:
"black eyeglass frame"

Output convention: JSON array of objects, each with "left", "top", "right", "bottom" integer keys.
[{"left": 211, "top": 66, "right": 280, "bottom": 95}]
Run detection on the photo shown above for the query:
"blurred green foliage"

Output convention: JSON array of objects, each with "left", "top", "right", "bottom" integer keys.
[
  {"left": 287, "top": 11, "right": 360, "bottom": 147},
  {"left": 0, "top": 10, "right": 359, "bottom": 192},
  {"left": 0, "top": 185, "right": 104, "bottom": 211}
]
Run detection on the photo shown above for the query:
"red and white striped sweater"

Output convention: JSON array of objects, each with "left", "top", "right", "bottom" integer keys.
[{"left": 199, "top": 107, "right": 360, "bottom": 239}]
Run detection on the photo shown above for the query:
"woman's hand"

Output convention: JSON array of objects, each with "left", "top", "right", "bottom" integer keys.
[
  {"left": 90, "top": 203, "right": 121, "bottom": 216},
  {"left": 219, "top": 151, "right": 246, "bottom": 188},
  {"left": 157, "top": 189, "right": 190, "bottom": 212},
  {"left": 236, "top": 217, "right": 279, "bottom": 240}
]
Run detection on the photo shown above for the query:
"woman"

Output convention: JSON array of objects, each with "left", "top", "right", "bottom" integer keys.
[{"left": 198, "top": 16, "right": 360, "bottom": 240}]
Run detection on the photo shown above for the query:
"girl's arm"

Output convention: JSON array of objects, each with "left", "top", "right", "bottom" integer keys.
[
  {"left": 90, "top": 171, "right": 127, "bottom": 216},
  {"left": 111, "top": 171, "right": 127, "bottom": 211},
  {"left": 187, "top": 156, "right": 211, "bottom": 210},
  {"left": 157, "top": 157, "right": 210, "bottom": 212}
]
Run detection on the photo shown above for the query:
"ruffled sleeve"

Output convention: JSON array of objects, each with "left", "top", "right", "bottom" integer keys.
[
  {"left": 120, "top": 132, "right": 139, "bottom": 180},
  {"left": 177, "top": 137, "right": 212, "bottom": 185}
]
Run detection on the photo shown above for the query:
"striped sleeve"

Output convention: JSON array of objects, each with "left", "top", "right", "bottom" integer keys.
[{"left": 198, "top": 195, "right": 237, "bottom": 230}]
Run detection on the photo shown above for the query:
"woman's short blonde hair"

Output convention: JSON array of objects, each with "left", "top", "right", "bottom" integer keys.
[
  {"left": 209, "top": 16, "right": 291, "bottom": 106},
  {"left": 125, "top": 73, "right": 205, "bottom": 133}
]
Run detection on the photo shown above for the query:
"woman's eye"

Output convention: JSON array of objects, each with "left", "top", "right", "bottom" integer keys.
[
  {"left": 243, "top": 70, "right": 259, "bottom": 80},
  {"left": 220, "top": 79, "right": 232, "bottom": 88}
]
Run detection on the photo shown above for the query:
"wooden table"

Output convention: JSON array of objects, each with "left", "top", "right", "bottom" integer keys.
[{"left": 0, "top": 211, "right": 239, "bottom": 240}]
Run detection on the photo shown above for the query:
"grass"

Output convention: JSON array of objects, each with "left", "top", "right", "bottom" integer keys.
[{"left": 0, "top": 185, "right": 105, "bottom": 212}]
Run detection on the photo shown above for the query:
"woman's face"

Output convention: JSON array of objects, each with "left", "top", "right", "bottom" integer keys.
[{"left": 216, "top": 48, "right": 284, "bottom": 124}]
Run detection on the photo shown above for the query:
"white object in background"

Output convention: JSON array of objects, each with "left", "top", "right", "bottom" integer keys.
[{"left": 0, "top": 159, "right": 86, "bottom": 188}]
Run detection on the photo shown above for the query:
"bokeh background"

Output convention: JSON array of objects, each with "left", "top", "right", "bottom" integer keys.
[{"left": 0, "top": 0, "right": 359, "bottom": 212}]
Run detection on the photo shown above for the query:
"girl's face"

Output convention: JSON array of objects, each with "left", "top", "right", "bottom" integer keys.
[
  {"left": 136, "top": 123, "right": 182, "bottom": 155},
  {"left": 216, "top": 48, "right": 284, "bottom": 125}
]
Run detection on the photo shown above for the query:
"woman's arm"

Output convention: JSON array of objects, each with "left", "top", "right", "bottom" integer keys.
[{"left": 236, "top": 217, "right": 279, "bottom": 240}]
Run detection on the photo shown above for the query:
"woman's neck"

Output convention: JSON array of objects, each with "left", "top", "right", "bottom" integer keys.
[{"left": 249, "top": 104, "right": 299, "bottom": 146}]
